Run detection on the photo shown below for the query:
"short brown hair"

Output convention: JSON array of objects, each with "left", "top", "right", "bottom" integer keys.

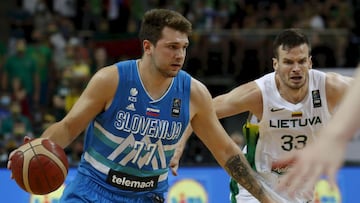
[
  {"left": 139, "top": 9, "right": 192, "bottom": 45},
  {"left": 273, "top": 28, "right": 311, "bottom": 59}
]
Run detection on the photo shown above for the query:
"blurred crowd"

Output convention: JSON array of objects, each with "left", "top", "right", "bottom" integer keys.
[{"left": 0, "top": 0, "right": 360, "bottom": 167}]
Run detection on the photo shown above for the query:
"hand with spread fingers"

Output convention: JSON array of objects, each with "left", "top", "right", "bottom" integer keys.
[{"left": 275, "top": 133, "right": 346, "bottom": 197}]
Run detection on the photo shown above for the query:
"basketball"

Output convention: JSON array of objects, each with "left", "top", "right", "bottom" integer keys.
[{"left": 10, "top": 138, "right": 69, "bottom": 195}]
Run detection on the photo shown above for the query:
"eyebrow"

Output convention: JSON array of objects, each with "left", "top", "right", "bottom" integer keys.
[{"left": 164, "top": 41, "right": 189, "bottom": 47}]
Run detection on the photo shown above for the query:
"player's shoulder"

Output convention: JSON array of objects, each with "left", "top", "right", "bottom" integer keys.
[
  {"left": 233, "top": 80, "right": 261, "bottom": 98},
  {"left": 190, "top": 77, "right": 208, "bottom": 93},
  {"left": 189, "top": 77, "right": 212, "bottom": 101},
  {"left": 324, "top": 70, "right": 353, "bottom": 101},
  {"left": 188, "top": 77, "right": 214, "bottom": 116},
  {"left": 324, "top": 71, "right": 353, "bottom": 87},
  {"left": 87, "top": 64, "right": 120, "bottom": 92},
  {"left": 93, "top": 64, "right": 119, "bottom": 81}
]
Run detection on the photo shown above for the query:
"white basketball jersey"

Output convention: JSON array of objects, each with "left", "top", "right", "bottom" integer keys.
[{"left": 254, "top": 69, "right": 332, "bottom": 202}]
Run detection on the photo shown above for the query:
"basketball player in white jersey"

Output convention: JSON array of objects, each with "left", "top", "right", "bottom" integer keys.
[
  {"left": 171, "top": 28, "right": 353, "bottom": 203},
  {"left": 276, "top": 67, "right": 360, "bottom": 197}
]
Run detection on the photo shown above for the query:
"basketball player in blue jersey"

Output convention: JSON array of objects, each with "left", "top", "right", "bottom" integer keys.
[
  {"left": 276, "top": 67, "right": 360, "bottom": 197},
  {"left": 171, "top": 28, "right": 353, "bottom": 203},
  {"left": 8, "top": 9, "right": 278, "bottom": 203}
]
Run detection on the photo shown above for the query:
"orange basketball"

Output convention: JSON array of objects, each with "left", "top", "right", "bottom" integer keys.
[{"left": 10, "top": 138, "right": 69, "bottom": 195}]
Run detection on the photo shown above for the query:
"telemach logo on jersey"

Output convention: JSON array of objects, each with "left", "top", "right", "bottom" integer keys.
[{"left": 106, "top": 169, "right": 159, "bottom": 191}]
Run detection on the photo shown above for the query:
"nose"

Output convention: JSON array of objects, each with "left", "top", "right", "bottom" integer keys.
[
  {"left": 292, "top": 63, "right": 301, "bottom": 72},
  {"left": 175, "top": 48, "right": 186, "bottom": 59}
]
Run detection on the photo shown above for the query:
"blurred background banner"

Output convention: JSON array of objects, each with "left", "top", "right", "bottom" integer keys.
[{"left": 1, "top": 166, "right": 360, "bottom": 203}]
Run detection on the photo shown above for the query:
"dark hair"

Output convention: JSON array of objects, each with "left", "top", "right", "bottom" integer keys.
[
  {"left": 139, "top": 9, "right": 192, "bottom": 45},
  {"left": 273, "top": 28, "right": 311, "bottom": 59}
]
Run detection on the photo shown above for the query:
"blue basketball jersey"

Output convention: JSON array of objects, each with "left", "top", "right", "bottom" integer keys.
[{"left": 77, "top": 60, "right": 191, "bottom": 196}]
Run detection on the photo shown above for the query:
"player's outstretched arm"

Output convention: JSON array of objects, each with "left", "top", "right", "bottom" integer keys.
[
  {"left": 171, "top": 80, "right": 262, "bottom": 177},
  {"left": 189, "top": 78, "right": 277, "bottom": 203},
  {"left": 275, "top": 67, "right": 360, "bottom": 196}
]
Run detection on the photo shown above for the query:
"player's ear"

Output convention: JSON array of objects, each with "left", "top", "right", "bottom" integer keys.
[
  {"left": 308, "top": 55, "right": 313, "bottom": 69},
  {"left": 143, "top": 40, "right": 153, "bottom": 54},
  {"left": 272, "top": 57, "right": 278, "bottom": 72}
]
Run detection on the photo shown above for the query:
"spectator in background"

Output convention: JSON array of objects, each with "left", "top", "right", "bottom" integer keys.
[
  {"left": 78, "top": 0, "right": 105, "bottom": 32},
  {"left": 10, "top": 77, "right": 31, "bottom": 120},
  {"left": 62, "top": 39, "right": 91, "bottom": 84},
  {"left": 47, "top": 15, "right": 77, "bottom": 71},
  {"left": 0, "top": 102, "right": 33, "bottom": 147},
  {"left": 91, "top": 47, "right": 111, "bottom": 74},
  {"left": 0, "top": 100, "right": 33, "bottom": 167},
  {"left": 0, "top": 93, "right": 12, "bottom": 128},
  {"left": 0, "top": 41, "right": 6, "bottom": 69},
  {"left": 53, "top": 38, "right": 91, "bottom": 114},
  {"left": 32, "top": 0, "right": 54, "bottom": 34},
  {"left": 53, "top": 0, "right": 77, "bottom": 22},
  {"left": 27, "top": 29, "right": 54, "bottom": 107},
  {"left": 2, "top": 38, "right": 40, "bottom": 115},
  {"left": 7, "top": 0, "right": 33, "bottom": 43},
  {"left": 51, "top": 77, "right": 69, "bottom": 121},
  {"left": 311, "top": 33, "right": 337, "bottom": 68},
  {"left": 106, "top": 0, "right": 130, "bottom": 33}
]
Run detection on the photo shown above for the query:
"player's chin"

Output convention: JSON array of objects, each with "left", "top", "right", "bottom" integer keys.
[{"left": 167, "top": 69, "right": 180, "bottom": 77}]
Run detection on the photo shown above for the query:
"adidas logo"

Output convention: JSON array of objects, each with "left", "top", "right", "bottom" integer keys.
[{"left": 126, "top": 103, "right": 136, "bottom": 111}]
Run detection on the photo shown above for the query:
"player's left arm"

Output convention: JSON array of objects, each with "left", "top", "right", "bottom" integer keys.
[
  {"left": 325, "top": 72, "right": 354, "bottom": 113},
  {"left": 189, "top": 78, "right": 275, "bottom": 203}
]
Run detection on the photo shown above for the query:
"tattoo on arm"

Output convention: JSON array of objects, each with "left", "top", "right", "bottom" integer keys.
[{"left": 225, "top": 154, "right": 266, "bottom": 201}]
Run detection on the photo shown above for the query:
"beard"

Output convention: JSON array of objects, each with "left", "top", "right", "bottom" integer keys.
[{"left": 151, "top": 56, "right": 181, "bottom": 78}]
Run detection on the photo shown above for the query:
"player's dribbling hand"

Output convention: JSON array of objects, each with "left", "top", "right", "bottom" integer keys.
[
  {"left": 274, "top": 127, "right": 347, "bottom": 197},
  {"left": 169, "top": 156, "right": 179, "bottom": 176},
  {"left": 272, "top": 151, "right": 315, "bottom": 197},
  {"left": 7, "top": 136, "right": 33, "bottom": 178}
]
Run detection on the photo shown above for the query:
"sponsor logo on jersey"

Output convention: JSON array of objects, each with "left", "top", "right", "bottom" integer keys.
[
  {"left": 270, "top": 107, "right": 285, "bottom": 112},
  {"left": 269, "top": 116, "right": 322, "bottom": 128},
  {"left": 312, "top": 90, "right": 322, "bottom": 108},
  {"left": 106, "top": 169, "right": 158, "bottom": 191},
  {"left": 126, "top": 103, "right": 136, "bottom": 111}
]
